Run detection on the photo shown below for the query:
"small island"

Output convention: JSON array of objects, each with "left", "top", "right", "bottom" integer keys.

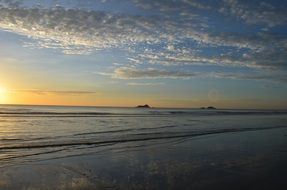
[
  {"left": 136, "top": 104, "right": 151, "bottom": 108},
  {"left": 200, "top": 106, "right": 216, "bottom": 110}
]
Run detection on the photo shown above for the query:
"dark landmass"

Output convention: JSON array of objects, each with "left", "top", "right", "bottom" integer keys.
[
  {"left": 136, "top": 104, "right": 151, "bottom": 108},
  {"left": 200, "top": 106, "right": 216, "bottom": 110}
]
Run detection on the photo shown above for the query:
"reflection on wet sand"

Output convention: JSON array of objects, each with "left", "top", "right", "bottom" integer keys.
[{"left": 1, "top": 127, "right": 287, "bottom": 190}]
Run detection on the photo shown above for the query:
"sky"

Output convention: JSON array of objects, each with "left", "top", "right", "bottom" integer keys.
[{"left": 0, "top": 0, "right": 287, "bottom": 108}]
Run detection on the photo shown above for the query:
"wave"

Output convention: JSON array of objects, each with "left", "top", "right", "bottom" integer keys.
[
  {"left": 165, "top": 110, "right": 287, "bottom": 116},
  {"left": 0, "top": 138, "right": 24, "bottom": 141},
  {"left": 1, "top": 125, "right": 286, "bottom": 150},
  {"left": 0, "top": 112, "right": 113, "bottom": 115},
  {"left": 73, "top": 125, "right": 178, "bottom": 136}
]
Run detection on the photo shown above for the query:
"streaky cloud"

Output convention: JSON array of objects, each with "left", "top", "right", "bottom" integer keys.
[
  {"left": 127, "top": 82, "right": 164, "bottom": 86},
  {"left": 11, "top": 89, "right": 97, "bottom": 96},
  {"left": 114, "top": 67, "right": 199, "bottom": 79},
  {"left": 113, "top": 67, "right": 287, "bottom": 83}
]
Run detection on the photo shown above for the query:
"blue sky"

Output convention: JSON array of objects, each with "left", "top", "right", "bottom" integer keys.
[{"left": 0, "top": 0, "right": 287, "bottom": 108}]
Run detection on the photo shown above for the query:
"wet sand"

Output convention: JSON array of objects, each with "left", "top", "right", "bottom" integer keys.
[{"left": 1, "top": 127, "right": 287, "bottom": 190}]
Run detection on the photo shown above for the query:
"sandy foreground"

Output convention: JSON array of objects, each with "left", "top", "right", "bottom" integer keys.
[{"left": 0, "top": 127, "right": 287, "bottom": 190}]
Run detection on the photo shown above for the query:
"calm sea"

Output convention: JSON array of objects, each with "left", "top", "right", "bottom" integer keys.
[{"left": 0, "top": 105, "right": 287, "bottom": 189}]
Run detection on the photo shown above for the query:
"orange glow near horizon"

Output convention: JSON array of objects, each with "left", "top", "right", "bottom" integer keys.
[
  {"left": 1, "top": 89, "right": 286, "bottom": 109},
  {"left": 0, "top": 86, "right": 8, "bottom": 104},
  {"left": 0, "top": 83, "right": 286, "bottom": 109}
]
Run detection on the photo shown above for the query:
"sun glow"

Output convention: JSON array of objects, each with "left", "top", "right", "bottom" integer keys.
[{"left": 0, "top": 86, "right": 8, "bottom": 104}]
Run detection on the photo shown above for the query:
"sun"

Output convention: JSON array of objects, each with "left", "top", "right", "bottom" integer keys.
[{"left": 0, "top": 86, "right": 8, "bottom": 104}]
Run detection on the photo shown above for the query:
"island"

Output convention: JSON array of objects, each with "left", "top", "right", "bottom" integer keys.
[
  {"left": 136, "top": 104, "right": 151, "bottom": 108},
  {"left": 200, "top": 106, "right": 216, "bottom": 110}
]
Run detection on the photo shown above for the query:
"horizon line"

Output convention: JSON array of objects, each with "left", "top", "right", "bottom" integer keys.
[{"left": 0, "top": 103, "right": 286, "bottom": 110}]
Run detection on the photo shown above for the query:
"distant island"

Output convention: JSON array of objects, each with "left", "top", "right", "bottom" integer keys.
[
  {"left": 200, "top": 106, "right": 216, "bottom": 110},
  {"left": 136, "top": 104, "right": 151, "bottom": 108}
]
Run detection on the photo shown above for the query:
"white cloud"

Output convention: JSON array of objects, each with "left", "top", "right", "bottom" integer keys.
[
  {"left": 0, "top": 5, "right": 210, "bottom": 55},
  {"left": 0, "top": 6, "right": 169, "bottom": 54},
  {"left": 0, "top": 1, "right": 284, "bottom": 57}
]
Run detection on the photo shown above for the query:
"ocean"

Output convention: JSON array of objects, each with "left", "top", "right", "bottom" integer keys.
[{"left": 0, "top": 105, "right": 287, "bottom": 189}]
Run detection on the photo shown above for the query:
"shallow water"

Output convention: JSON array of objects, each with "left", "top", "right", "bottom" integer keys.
[{"left": 0, "top": 105, "right": 287, "bottom": 189}]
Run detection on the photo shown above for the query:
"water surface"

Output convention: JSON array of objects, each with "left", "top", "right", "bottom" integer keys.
[{"left": 0, "top": 105, "right": 287, "bottom": 189}]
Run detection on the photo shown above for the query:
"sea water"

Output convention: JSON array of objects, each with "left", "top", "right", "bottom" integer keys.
[{"left": 0, "top": 105, "right": 287, "bottom": 189}]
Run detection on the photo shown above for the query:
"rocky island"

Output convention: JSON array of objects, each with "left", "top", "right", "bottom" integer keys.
[
  {"left": 200, "top": 106, "right": 216, "bottom": 110},
  {"left": 136, "top": 104, "right": 151, "bottom": 108}
]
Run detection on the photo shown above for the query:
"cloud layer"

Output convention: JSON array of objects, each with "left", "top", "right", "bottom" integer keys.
[
  {"left": 0, "top": 0, "right": 287, "bottom": 83},
  {"left": 0, "top": 7, "right": 164, "bottom": 54},
  {"left": 113, "top": 67, "right": 287, "bottom": 83},
  {"left": 220, "top": 0, "right": 287, "bottom": 27}
]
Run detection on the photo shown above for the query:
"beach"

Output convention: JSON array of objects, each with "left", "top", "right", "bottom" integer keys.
[
  {"left": 1, "top": 0, "right": 287, "bottom": 189},
  {"left": 0, "top": 105, "right": 287, "bottom": 190}
]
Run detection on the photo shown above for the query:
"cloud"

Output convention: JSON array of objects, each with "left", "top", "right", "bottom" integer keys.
[
  {"left": 113, "top": 67, "right": 287, "bottom": 83},
  {"left": 11, "top": 89, "right": 97, "bottom": 96},
  {"left": 0, "top": 0, "right": 21, "bottom": 8},
  {"left": 129, "top": 32, "right": 287, "bottom": 69},
  {"left": 220, "top": 0, "right": 287, "bottom": 27},
  {"left": 132, "top": 50, "right": 250, "bottom": 67},
  {"left": 114, "top": 67, "right": 198, "bottom": 79},
  {"left": 131, "top": 0, "right": 211, "bottom": 11},
  {"left": 210, "top": 72, "right": 287, "bottom": 83},
  {"left": 0, "top": 6, "right": 169, "bottom": 54},
  {"left": 0, "top": 1, "right": 285, "bottom": 54},
  {"left": 0, "top": 1, "right": 284, "bottom": 55},
  {"left": 127, "top": 82, "right": 164, "bottom": 86},
  {"left": 0, "top": 1, "right": 209, "bottom": 55},
  {"left": 0, "top": 0, "right": 286, "bottom": 77},
  {"left": 93, "top": 71, "right": 113, "bottom": 76}
]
